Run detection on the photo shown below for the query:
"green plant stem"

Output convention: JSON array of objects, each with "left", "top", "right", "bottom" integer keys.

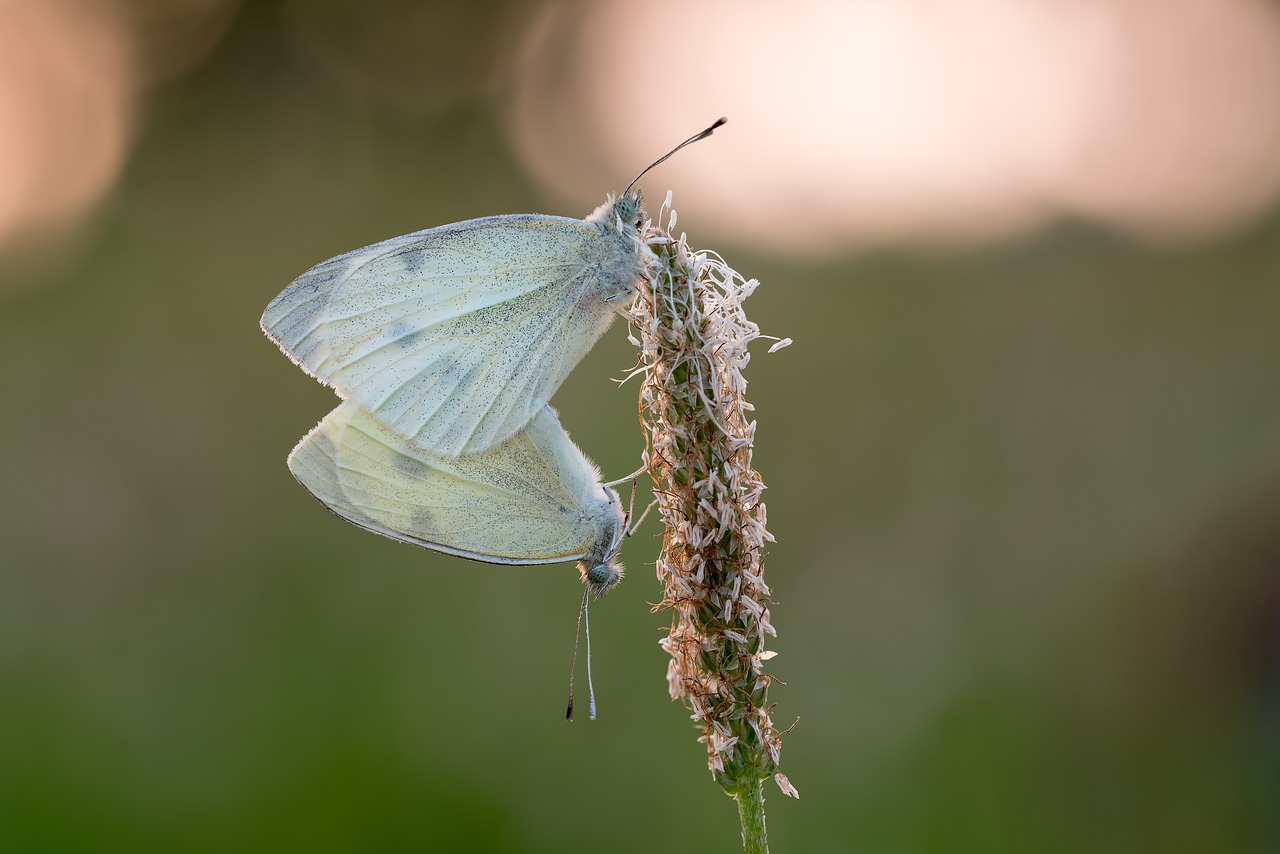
[{"left": 736, "top": 782, "right": 768, "bottom": 854}]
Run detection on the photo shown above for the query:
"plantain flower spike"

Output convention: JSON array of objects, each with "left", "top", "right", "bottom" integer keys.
[{"left": 630, "top": 192, "right": 798, "bottom": 821}]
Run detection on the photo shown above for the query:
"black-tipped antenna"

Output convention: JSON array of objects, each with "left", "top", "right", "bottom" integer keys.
[
  {"left": 566, "top": 588, "right": 594, "bottom": 721},
  {"left": 624, "top": 117, "right": 727, "bottom": 196}
]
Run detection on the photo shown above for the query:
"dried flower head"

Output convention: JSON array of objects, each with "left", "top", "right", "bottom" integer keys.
[{"left": 629, "top": 193, "right": 796, "bottom": 803}]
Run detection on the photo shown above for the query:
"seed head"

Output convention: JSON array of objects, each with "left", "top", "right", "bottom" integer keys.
[{"left": 630, "top": 193, "right": 796, "bottom": 799}]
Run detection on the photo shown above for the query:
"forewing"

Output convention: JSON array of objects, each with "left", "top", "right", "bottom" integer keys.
[
  {"left": 262, "top": 215, "right": 629, "bottom": 457},
  {"left": 287, "top": 402, "right": 599, "bottom": 564}
]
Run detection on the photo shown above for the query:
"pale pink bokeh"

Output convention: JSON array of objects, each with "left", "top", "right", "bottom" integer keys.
[
  {"left": 0, "top": 0, "right": 134, "bottom": 260},
  {"left": 0, "top": 0, "right": 241, "bottom": 278},
  {"left": 507, "top": 0, "right": 1280, "bottom": 253}
]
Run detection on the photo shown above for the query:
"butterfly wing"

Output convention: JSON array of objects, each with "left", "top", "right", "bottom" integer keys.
[
  {"left": 287, "top": 402, "right": 618, "bottom": 565},
  {"left": 262, "top": 214, "right": 640, "bottom": 457}
]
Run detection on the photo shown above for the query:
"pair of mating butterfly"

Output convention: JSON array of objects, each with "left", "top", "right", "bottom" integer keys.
[{"left": 261, "top": 120, "right": 725, "bottom": 718}]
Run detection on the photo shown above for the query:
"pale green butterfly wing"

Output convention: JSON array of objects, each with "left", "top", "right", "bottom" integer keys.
[
  {"left": 287, "top": 401, "right": 626, "bottom": 572},
  {"left": 262, "top": 201, "right": 643, "bottom": 458}
]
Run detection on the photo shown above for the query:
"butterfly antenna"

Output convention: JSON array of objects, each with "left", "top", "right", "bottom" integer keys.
[
  {"left": 566, "top": 588, "right": 590, "bottom": 721},
  {"left": 584, "top": 589, "right": 597, "bottom": 720},
  {"left": 624, "top": 117, "right": 727, "bottom": 196}
]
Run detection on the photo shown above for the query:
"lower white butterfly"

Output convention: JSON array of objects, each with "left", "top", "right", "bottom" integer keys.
[
  {"left": 287, "top": 400, "right": 626, "bottom": 599},
  {"left": 261, "top": 118, "right": 725, "bottom": 458},
  {"left": 289, "top": 399, "right": 628, "bottom": 719}
]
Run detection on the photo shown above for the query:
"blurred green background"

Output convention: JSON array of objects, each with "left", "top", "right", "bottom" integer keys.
[{"left": 2, "top": 1, "right": 1279, "bottom": 851}]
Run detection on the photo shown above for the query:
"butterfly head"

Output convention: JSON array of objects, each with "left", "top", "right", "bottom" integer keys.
[
  {"left": 611, "top": 191, "right": 645, "bottom": 231},
  {"left": 578, "top": 486, "right": 627, "bottom": 598},
  {"left": 586, "top": 191, "right": 646, "bottom": 238},
  {"left": 580, "top": 558, "right": 624, "bottom": 599}
]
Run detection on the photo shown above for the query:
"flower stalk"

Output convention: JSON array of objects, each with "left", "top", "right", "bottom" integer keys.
[{"left": 630, "top": 194, "right": 796, "bottom": 852}]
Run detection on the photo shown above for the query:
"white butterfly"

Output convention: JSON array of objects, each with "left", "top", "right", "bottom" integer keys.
[
  {"left": 267, "top": 119, "right": 725, "bottom": 718},
  {"left": 260, "top": 118, "right": 725, "bottom": 458},
  {"left": 287, "top": 400, "right": 626, "bottom": 598},
  {"left": 261, "top": 195, "right": 644, "bottom": 458}
]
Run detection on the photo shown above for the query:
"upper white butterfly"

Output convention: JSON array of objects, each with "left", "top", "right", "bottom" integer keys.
[{"left": 261, "top": 192, "right": 646, "bottom": 458}]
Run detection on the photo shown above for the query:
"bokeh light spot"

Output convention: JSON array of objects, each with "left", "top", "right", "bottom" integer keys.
[{"left": 508, "top": 0, "right": 1280, "bottom": 253}]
